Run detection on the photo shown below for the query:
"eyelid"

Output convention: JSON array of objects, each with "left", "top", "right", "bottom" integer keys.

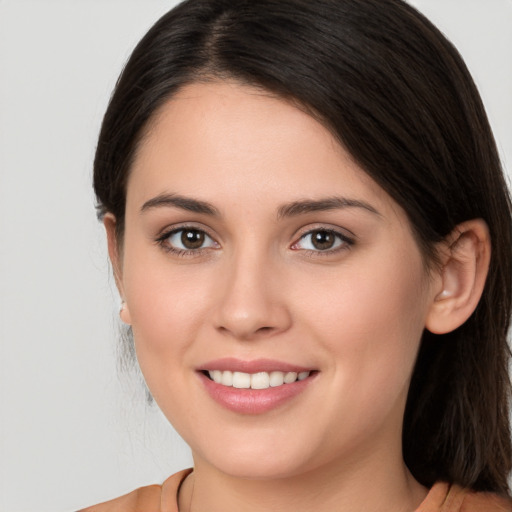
[
  {"left": 292, "top": 223, "right": 356, "bottom": 242},
  {"left": 155, "top": 223, "right": 220, "bottom": 255},
  {"left": 290, "top": 225, "right": 356, "bottom": 253},
  {"left": 153, "top": 222, "right": 355, "bottom": 256}
]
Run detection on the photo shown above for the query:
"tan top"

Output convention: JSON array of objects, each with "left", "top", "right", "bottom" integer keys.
[{"left": 78, "top": 469, "right": 512, "bottom": 512}]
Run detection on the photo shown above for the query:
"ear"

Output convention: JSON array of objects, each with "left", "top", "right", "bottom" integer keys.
[
  {"left": 104, "top": 214, "right": 132, "bottom": 325},
  {"left": 425, "top": 219, "right": 490, "bottom": 334}
]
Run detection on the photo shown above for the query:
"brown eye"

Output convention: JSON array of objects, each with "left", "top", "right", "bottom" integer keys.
[
  {"left": 161, "top": 228, "right": 218, "bottom": 253},
  {"left": 292, "top": 228, "right": 352, "bottom": 253},
  {"left": 181, "top": 229, "right": 205, "bottom": 249},
  {"left": 310, "top": 230, "right": 336, "bottom": 250}
]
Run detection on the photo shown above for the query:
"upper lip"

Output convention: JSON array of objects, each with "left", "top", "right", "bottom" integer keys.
[{"left": 198, "top": 358, "right": 314, "bottom": 374}]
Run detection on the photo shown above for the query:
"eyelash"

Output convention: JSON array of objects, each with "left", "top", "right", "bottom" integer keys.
[
  {"left": 155, "top": 226, "right": 355, "bottom": 257},
  {"left": 291, "top": 228, "right": 355, "bottom": 257},
  {"left": 155, "top": 225, "right": 219, "bottom": 257}
]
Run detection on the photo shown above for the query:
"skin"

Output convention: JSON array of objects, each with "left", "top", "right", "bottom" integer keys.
[{"left": 106, "top": 81, "right": 490, "bottom": 512}]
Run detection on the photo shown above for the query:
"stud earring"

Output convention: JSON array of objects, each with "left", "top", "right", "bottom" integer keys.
[
  {"left": 119, "top": 300, "right": 132, "bottom": 325},
  {"left": 437, "top": 289, "right": 452, "bottom": 300}
]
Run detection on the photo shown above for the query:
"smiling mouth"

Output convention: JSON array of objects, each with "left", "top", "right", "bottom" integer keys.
[{"left": 202, "top": 370, "right": 314, "bottom": 390}]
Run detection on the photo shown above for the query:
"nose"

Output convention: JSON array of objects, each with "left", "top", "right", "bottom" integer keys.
[{"left": 213, "top": 251, "right": 292, "bottom": 341}]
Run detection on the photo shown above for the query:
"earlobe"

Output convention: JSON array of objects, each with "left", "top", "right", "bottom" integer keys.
[
  {"left": 119, "top": 299, "right": 132, "bottom": 326},
  {"left": 104, "top": 214, "right": 132, "bottom": 325},
  {"left": 425, "top": 219, "right": 491, "bottom": 335}
]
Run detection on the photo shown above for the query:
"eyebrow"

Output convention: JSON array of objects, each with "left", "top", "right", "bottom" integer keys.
[
  {"left": 140, "top": 193, "right": 219, "bottom": 216},
  {"left": 140, "top": 193, "right": 380, "bottom": 219},
  {"left": 277, "top": 197, "right": 381, "bottom": 219}
]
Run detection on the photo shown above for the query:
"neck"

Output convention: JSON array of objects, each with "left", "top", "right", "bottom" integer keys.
[{"left": 179, "top": 451, "right": 427, "bottom": 512}]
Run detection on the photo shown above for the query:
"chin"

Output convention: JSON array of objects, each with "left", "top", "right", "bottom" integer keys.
[
  {"left": 193, "top": 436, "right": 319, "bottom": 480},
  {"left": 214, "top": 458, "right": 309, "bottom": 481}
]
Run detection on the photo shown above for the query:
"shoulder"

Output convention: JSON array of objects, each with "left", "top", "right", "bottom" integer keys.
[
  {"left": 77, "top": 484, "right": 162, "bottom": 512},
  {"left": 77, "top": 469, "right": 192, "bottom": 512},
  {"left": 417, "top": 482, "right": 512, "bottom": 512},
  {"left": 460, "top": 489, "right": 512, "bottom": 512}
]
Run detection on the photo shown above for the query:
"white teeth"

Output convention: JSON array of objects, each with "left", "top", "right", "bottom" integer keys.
[
  {"left": 232, "top": 371, "right": 251, "bottom": 389},
  {"left": 284, "top": 371, "right": 298, "bottom": 384},
  {"left": 221, "top": 370, "right": 233, "bottom": 386},
  {"left": 207, "top": 370, "right": 311, "bottom": 389},
  {"left": 251, "top": 372, "right": 270, "bottom": 389},
  {"left": 269, "top": 371, "right": 285, "bottom": 387}
]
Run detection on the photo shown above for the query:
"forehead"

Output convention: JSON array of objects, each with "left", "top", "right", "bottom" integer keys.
[{"left": 127, "top": 80, "right": 398, "bottom": 218}]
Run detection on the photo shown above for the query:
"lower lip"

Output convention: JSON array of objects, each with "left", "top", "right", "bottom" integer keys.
[{"left": 198, "top": 372, "right": 316, "bottom": 414}]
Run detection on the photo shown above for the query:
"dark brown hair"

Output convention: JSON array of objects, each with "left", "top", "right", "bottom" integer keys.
[{"left": 93, "top": 0, "right": 512, "bottom": 494}]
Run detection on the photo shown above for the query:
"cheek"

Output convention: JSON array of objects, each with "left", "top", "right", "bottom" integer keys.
[
  {"left": 121, "top": 239, "right": 212, "bottom": 361},
  {"left": 302, "top": 251, "right": 429, "bottom": 392},
  {"left": 122, "top": 261, "right": 211, "bottom": 412}
]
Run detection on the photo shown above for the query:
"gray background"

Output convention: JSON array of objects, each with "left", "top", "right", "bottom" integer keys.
[{"left": 0, "top": 1, "right": 511, "bottom": 511}]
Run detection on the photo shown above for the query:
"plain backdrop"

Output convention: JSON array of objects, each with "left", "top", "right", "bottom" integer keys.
[{"left": 0, "top": 1, "right": 511, "bottom": 511}]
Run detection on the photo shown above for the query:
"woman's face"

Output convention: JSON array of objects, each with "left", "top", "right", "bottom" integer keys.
[{"left": 113, "top": 81, "right": 439, "bottom": 479}]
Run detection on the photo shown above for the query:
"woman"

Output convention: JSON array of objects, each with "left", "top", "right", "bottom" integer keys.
[{"left": 82, "top": 0, "right": 512, "bottom": 510}]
